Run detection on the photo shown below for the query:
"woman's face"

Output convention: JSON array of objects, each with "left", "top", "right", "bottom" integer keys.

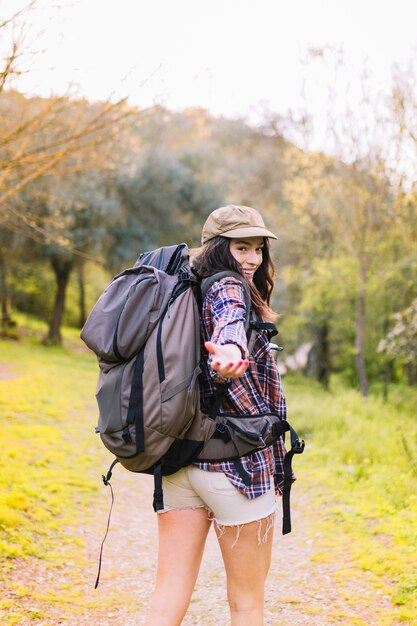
[{"left": 229, "top": 237, "right": 264, "bottom": 282}]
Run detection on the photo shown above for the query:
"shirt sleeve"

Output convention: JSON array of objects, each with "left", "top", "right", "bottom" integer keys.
[{"left": 204, "top": 278, "right": 249, "bottom": 380}]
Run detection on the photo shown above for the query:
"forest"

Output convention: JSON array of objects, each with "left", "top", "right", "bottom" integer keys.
[
  {"left": 1, "top": 90, "right": 416, "bottom": 397},
  {"left": 0, "top": 4, "right": 416, "bottom": 399}
]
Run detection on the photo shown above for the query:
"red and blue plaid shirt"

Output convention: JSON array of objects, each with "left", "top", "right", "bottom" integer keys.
[{"left": 194, "top": 277, "right": 290, "bottom": 499}]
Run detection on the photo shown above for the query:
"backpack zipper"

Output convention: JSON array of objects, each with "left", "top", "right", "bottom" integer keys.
[{"left": 156, "top": 309, "right": 168, "bottom": 382}]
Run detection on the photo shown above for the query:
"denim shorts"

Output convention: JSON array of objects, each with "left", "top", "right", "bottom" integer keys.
[{"left": 159, "top": 465, "right": 277, "bottom": 526}]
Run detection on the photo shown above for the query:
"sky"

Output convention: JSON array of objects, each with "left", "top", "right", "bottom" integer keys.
[{"left": 4, "top": 0, "right": 417, "bottom": 149}]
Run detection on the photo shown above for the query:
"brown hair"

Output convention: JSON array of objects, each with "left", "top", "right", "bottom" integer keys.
[{"left": 192, "top": 236, "right": 277, "bottom": 322}]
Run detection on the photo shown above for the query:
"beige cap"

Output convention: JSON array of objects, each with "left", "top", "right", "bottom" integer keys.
[{"left": 201, "top": 205, "right": 278, "bottom": 245}]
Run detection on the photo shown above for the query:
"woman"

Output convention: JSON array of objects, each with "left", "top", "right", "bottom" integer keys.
[{"left": 145, "top": 204, "right": 288, "bottom": 626}]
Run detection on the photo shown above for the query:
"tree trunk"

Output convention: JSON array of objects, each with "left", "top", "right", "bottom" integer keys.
[
  {"left": 0, "top": 248, "right": 10, "bottom": 336},
  {"left": 47, "top": 256, "right": 73, "bottom": 344},
  {"left": 407, "top": 362, "right": 417, "bottom": 386},
  {"left": 355, "top": 257, "right": 369, "bottom": 397},
  {"left": 305, "top": 322, "right": 331, "bottom": 387},
  {"left": 382, "top": 317, "right": 392, "bottom": 401},
  {"left": 77, "top": 262, "right": 87, "bottom": 329},
  {"left": 315, "top": 323, "right": 331, "bottom": 388}
]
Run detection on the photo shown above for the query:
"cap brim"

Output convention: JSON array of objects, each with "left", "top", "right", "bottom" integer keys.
[{"left": 219, "top": 226, "right": 278, "bottom": 240}]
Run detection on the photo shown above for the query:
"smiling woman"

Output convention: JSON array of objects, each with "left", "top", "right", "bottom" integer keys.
[{"left": 143, "top": 204, "right": 294, "bottom": 626}]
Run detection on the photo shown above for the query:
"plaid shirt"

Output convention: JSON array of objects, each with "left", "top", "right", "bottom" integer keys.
[{"left": 194, "top": 277, "right": 289, "bottom": 499}]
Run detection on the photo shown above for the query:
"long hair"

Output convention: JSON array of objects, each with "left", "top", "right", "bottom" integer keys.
[{"left": 192, "top": 236, "right": 277, "bottom": 322}]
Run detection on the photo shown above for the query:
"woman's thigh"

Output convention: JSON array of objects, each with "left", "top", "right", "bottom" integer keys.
[
  {"left": 146, "top": 508, "right": 212, "bottom": 625},
  {"left": 215, "top": 514, "right": 275, "bottom": 617},
  {"left": 156, "top": 507, "right": 212, "bottom": 581}
]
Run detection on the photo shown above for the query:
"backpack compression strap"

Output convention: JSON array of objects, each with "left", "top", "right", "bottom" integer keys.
[{"left": 281, "top": 426, "right": 305, "bottom": 534}]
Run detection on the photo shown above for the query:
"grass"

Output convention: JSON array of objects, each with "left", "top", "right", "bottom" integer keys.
[
  {"left": 0, "top": 324, "right": 106, "bottom": 623},
  {"left": 285, "top": 374, "right": 417, "bottom": 623},
  {"left": 0, "top": 347, "right": 100, "bottom": 552},
  {"left": 0, "top": 319, "right": 417, "bottom": 623}
]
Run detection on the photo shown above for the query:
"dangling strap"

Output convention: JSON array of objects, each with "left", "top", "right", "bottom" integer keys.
[
  {"left": 209, "top": 383, "right": 230, "bottom": 420},
  {"left": 153, "top": 463, "right": 164, "bottom": 512},
  {"left": 233, "top": 458, "right": 252, "bottom": 487},
  {"left": 94, "top": 459, "right": 119, "bottom": 588},
  {"left": 281, "top": 426, "right": 305, "bottom": 534}
]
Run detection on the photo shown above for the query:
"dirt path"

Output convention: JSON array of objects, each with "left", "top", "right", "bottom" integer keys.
[
  {"left": 0, "top": 362, "right": 18, "bottom": 380},
  {"left": 3, "top": 469, "right": 401, "bottom": 626}
]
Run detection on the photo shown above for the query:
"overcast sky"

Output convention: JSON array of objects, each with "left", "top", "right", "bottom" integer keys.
[{"left": 4, "top": 0, "right": 417, "bottom": 148}]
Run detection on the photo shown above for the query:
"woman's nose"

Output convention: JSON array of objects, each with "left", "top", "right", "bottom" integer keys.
[{"left": 247, "top": 250, "right": 259, "bottom": 265}]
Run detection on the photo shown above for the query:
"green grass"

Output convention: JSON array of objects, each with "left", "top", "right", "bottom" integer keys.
[
  {"left": 1, "top": 320, "right": 417, "bottom": 623},
  {"left": 0, "top": 324, "right": 108, "bottom": 623},
  {"left": 0, "top": 327, "right": 100, "bottom": 566},
  {"left": 285, "top": 374, "right": 417, "bottom": 623}
]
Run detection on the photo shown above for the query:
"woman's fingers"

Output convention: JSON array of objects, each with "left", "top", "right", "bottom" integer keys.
[
  {"left": 205, "top": 341, "right": 248, "bottom": 378},
  {"left": 211, "top": 358, "right": 249, "bottom": 379}
]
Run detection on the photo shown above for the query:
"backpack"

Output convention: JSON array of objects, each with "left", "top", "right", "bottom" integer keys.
[{"left": 81, "top": 244, "right": 304, "bottom": 558}]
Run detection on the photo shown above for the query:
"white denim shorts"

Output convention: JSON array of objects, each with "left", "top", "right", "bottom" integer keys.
[{"left": 159, "top": 465, "right": 277, "bottom": 526}]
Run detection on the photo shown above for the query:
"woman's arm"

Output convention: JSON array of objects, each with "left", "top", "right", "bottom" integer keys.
[{"left": 204, "top": 279, "right": 250, "bottom": 380}]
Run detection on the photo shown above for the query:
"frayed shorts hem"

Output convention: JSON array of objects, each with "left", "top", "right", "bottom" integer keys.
[
  {"left": 157, "top": 503, "right": 278, "bottom": 528},
  {"left": 158, "top": 505, "right": 277, "bottom": 546},
  {"left": 213, "top": 505, "right": 278, "bottom": 528}
]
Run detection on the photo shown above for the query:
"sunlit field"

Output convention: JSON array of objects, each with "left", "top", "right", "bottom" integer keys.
[{"left": 1, "top": 324, "right": 416, "bottom": 623}]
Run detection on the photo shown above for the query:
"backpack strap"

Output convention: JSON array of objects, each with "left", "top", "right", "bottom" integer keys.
[
  {"left": 199, "top": 272, "right": 251, "bottom": 422},
  {"left": 94, "top": 458, "right": 120, "bottom": 588},
  {"left": 152, "top": 463, "right": 164, "bottom": 512},
  {"left": 281, "top": 426, "right": 305, "bottom": 534}
]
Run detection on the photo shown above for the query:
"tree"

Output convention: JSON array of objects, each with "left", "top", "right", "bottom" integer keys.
[
  {"left": 280, "top": 49, "right": 405, "bottom": 395},
  {"left": 39, "top": 166, "right": 120, "bottom": 343},
  {"left": 0, "top": 2, "right": 138, "bottom": 334},
  {"left": 378, "top": 299, "right": 417, "bottom": 385},
  {"left": 115, "top": 150, "right": 224, "bottom": 262}
]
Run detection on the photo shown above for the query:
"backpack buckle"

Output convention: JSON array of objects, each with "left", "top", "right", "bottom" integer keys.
[
  {"left": 214, "top": 423, "right": 232, "bottom": 443},
  {"left": 213, "top": 383, "right": 231, "bottom": 395},
  {"left": 122, "top": 426, "right": 132, "bottom": 443},
  {"left": 293, "top": 439, "right": 305, "bottom": 454}
]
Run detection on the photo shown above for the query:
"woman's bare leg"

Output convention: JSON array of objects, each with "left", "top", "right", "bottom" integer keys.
[
  {"left": 215, "top": 514, "right": 275, "bottom": 626},
  {"left": 145, "top": 507, "right": 212, "bottom": 626}
]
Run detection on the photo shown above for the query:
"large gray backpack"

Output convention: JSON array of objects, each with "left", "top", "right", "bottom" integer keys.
[{"left": 81, "top": 244, "right": 304, "bottom": 531}]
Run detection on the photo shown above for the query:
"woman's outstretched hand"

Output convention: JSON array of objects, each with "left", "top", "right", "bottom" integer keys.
[{"left": 205, "top": 341, "right": 249, "bottom": 379}]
